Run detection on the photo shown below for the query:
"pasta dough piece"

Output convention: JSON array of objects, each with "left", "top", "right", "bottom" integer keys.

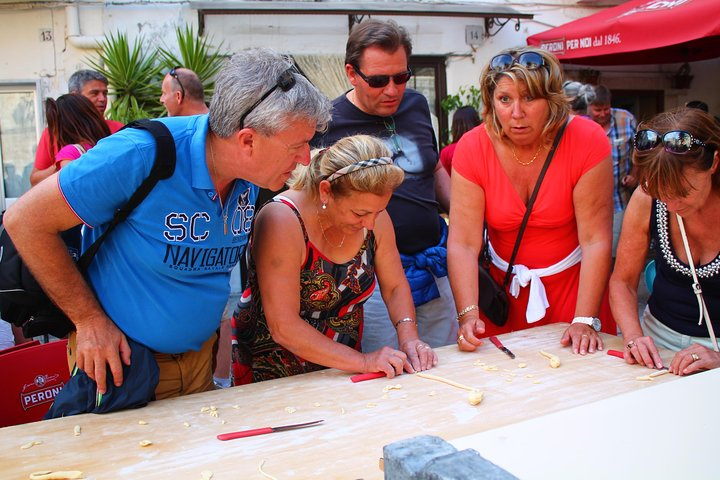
[
  {"left": 416, "top": 372, "right": 476, "bottom": 391},
  {"left": 29, "top": 471, "right": 83, "bottom": 480},
  {"left": 200, "top": 470, "right": 213, "bottom": 480},
  {"left": 467, "top": 390, "right": 484, "bottom": 406},
  {"left": 382, "top": 384, "right": 402, "bottom": 393},
  {"left": 138, "top": 440, "right": 153, "bottom": 447},
  {"left": 637, "top": 370, "right": 669, "bottom": 381},
  {"left": 73, "top": 425, "right": 81, "bottom": 436},
  {"left": 258, "top": 459, "right": 278, "bottom": 480},
  {"left": 539, "top": 350, "right": 561, "bottom": 368},
  {"left": 21, "top": 441, "right": 42, "bottom": 450}
]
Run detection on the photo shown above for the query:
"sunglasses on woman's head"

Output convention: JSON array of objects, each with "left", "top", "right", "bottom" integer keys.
[
  {"left": 353, "top": 66, "right": 412, "bottom": 88},
  {"left": 634, "top": 129, "right": 706, "bottom": 155},
  {"left": 239, "top": 65, "right": 298, "bottom": 129},
  {"left": 489, "top": 52, "right": 545, "bottom": 71}
]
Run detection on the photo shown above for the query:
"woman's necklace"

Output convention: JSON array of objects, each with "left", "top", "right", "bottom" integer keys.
[
  {"left": 209, "top": 138, "right": 231, "bottom": 235},
  {"left": 316, "top": 208, "right": 346, "bottom": 249},
  {"left": 511, "top": 143, "right": 544, "bottom": 166}
]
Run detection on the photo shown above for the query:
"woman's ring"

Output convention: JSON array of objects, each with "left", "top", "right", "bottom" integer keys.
[
  {"left": 626, "top": 340, "right": 636, "bottom": 350},
  {"left": 691, "top": 353, "right": 700, "bottom": 362},
  {"left": 581, "top": 334, "right": 588, "bottom": 338},
  {"left": 457, "top": 334, "right": 465, "bottom": 343}
]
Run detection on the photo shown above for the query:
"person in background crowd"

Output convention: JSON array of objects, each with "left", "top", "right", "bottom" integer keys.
[
  {"left": 588, "top": 84, "right": 637, "bottom": 258},
  {"left": 448, "top": 46, "right": 615, "bottom": 355},
  {"left": 610, "top": 107, "right": 720, "bottom": 375},
  {"left": 0, "top": 322, "right": 28, "bottom": 350},
  {"left": 439, "top": 106, "right": 480, "bottom": 175},
  {"left": 160, "top": 67, "right": 209, "bottom": 117},
  {"left": 158, "top": 66, "right": 231, "bottom": 388},
  {"left": 4, "top": 48, "right": 332, "bottom": 415},
  {"left": 312, "top": 19, "right": 457, "bottom": 353},
  {"left": 46, "top": 94, "right": 111, "bottom": 171},
  {"left": 30, "top": 70, "right": 124, "bottom": 186},
  {"left": 685, "top": 100, "right": 709, "bottom": 112},
  {"left": 232, "top": 135, "right": 437, "bottom": 382},
  {"left": 562, "top": 80, "right": 595, "bottom": 116}
]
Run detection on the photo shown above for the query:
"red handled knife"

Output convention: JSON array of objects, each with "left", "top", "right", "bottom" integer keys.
[
  {"left": 350, "top": 372, "right": 386, "bottom": 383},
  {"left": 489, "top": 336, "right": 516, "bottom": 359},
  {"left": 608, "top": 349, "right": 668, "bottom": 372},
  {"left": 217, "top": 420, "right": 324, "bottom": 441}
]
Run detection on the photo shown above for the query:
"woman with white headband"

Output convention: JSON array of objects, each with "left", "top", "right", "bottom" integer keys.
[{"left": 231, "top": 134, "right": 438, "bottom": 383}]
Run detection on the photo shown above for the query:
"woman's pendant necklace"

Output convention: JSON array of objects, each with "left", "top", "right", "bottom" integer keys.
[
  {"left": 316, "top": 208, "right": 346, "bottom": 249},
  {"left": 511, "top": 143, "right": 545, "bottom": 166}
]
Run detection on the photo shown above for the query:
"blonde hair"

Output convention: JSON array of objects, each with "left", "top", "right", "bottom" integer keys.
[
  {"left": 289, "top": 135, "right": 404, "bottom": 199},
  {"left": 480, "top": 45, "right": 569, "bottom": 144}
]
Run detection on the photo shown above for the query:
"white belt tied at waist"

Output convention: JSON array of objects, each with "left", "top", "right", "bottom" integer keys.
[{"left": 488, "top": 242, "right": 582, "bottom": 323}]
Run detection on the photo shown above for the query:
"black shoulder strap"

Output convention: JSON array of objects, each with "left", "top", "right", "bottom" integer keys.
[
  {"left": 78, "top": 119, "right": 176, "bottom": 270},
  {"left": 501, "top": 119, "right": 568, "bottom": 288}
]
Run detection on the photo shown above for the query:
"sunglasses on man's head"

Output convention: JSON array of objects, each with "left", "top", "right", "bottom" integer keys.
[
  {"left": 353, "top": 66, "right": 412, "bottom": 89},
  {"left": 489, "top": 52, "right": 545, "bottom": 72},
  {"left": 634, "top": 129, "right": 707, "bottom": 155},
  {"left": 169, "top": 66, "right": 185, "bottom": 98},
  {"left": 239, "top": 65, "right": 298, "bottom": 129}
]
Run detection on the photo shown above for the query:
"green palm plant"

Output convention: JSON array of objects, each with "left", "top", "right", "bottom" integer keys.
[
  {"left": 86, "top": 31, "right": 164, "bottom": 123},
  {"left": 158, "top": 25, "right": 228, "bottom": 102}
]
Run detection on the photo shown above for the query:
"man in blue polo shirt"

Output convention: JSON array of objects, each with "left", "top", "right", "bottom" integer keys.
[{"left": 5, "top": 48, "right": 331, "bottom": 405}]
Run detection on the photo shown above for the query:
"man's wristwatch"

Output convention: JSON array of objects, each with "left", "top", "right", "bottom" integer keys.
[{"left": 572, "top": 316, "right": 601, "bottom": 332}]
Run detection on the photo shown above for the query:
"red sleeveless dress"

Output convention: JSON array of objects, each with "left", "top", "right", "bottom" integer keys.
[{"left": 453, "top": 118, "right": 615, "bottom": 336}]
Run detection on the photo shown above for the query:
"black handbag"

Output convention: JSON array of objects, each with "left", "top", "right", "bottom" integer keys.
[{"left": 478, "top": 120, "right": 568, "bottom": 326}]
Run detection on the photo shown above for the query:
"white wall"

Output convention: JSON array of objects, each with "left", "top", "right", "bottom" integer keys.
[{"left": 0, "top": 0, "right": 718, "bottom": 113}]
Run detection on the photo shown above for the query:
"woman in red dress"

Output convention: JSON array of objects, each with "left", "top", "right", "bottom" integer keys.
[{"left": 448, "top": 46, "right": 615, "bottom": 355}]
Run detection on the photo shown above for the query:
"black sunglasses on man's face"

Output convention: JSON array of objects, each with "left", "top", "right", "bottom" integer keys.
[
  {"left": 239, "top": 66, "right": 298, "bottom": 129},
  {"left": 353, "top": 66, "right": 412, "bottom": 89},
  {"left": 169, "top": 66, "right": 185, "bottom": 98}
]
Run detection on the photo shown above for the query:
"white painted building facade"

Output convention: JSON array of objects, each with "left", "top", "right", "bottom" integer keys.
[{"left": 0, "top": 0, "right": 717, "bottom": 206}]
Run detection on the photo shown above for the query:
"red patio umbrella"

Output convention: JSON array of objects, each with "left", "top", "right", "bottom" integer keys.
[{"left": 527, "top": 0, "right": 720, "bottom": 65}]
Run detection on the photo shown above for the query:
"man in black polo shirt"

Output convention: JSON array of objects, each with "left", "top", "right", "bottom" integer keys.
[{"left": 312, "top": 19, "right": 456, "bottom": 352}]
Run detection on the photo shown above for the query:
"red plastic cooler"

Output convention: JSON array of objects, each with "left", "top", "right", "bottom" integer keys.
[{"left": 0, "top": 339, "right": 70, "bottom": 427}]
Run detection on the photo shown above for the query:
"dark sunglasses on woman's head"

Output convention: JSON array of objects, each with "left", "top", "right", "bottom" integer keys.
[
  {"left": 169, "top": 66, "right": 185, "bottom": 97},
  {"left": 239, "top": 65, "right": 299, "bottom": 129},
  {"left": 634, "top": 129, "right": 707, "bottom": 154},
  {"left": 490, "top": 52, "right": 545, "bottom": 71},
  {"left": 353, "top": 66, "right": 413, "bottom": 88}
]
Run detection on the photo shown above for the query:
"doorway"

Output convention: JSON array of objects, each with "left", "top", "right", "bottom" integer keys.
[{"left": 0, "top": 83, "right": 41, "bottom": 209}]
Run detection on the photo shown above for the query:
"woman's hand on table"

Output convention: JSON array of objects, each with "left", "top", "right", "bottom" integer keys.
[
  {"left": 456, "top": 316, "right": 485, "bottom": 352},
  {"left": 623, "top": 335, "right": 663, "bottom": 369},
  {"left": 363, "top": 347, "right": 408, "bottom": 378},
  {"left": 670, "top": 344, "right": 720, "bottom": 376},
  {"left": 560, "top": 323, "right": 603, "bottom": 355},
  {"left": 400, "top": 339, "right": 438, "bottom": 372}
]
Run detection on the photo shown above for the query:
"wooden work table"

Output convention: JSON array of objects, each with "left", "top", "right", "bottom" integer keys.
[{"left": 0, "top": 324, "right": 683, "bottom": 479}]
